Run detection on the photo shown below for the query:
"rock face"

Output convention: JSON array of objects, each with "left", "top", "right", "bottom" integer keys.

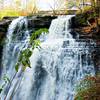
[
  {"left": 70, "top": 15, "right": 100, "bottom": 39},
  {"left": 70, "top": 16, "right": 100, "bottom": 74},
  {"left": 0, "top": 16, "right": 56, "bottom": 35},
  {"left": 0, "top": 16, "right": 57, "bottom": 48},
  {"left": 0, "top": 17, "right": 17, "bottom": 35},
  {"left": 70, "top": 15, "right": 100, "bottom": 99},
  {"left": 28, "top": 16, "right": 57, "bottom": 29}
]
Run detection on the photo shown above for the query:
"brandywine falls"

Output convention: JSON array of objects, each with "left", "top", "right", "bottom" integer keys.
[{"left": 0, "top": 15, "right": 99, "bottom": 100}]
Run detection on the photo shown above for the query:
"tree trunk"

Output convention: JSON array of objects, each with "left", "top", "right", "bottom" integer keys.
[{"left": 96, "top": 0, "right": 100, "bottom": 17}]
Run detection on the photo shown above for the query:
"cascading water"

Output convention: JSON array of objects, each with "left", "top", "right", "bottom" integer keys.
[
  {"left": 2, "top": 17, "right": 30, "bottom": 77},
  {"left": 0, "top": 17, "right": 30, "bottom": 99},
  {"left": 0, "top": 15, "right": 96, "bottom": 100}
]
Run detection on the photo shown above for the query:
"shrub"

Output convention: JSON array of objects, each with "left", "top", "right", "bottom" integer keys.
[{"left": 75, "top": 76, "right": 100, "bottom": 100}]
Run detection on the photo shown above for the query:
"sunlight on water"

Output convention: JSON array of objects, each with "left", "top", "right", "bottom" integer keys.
[{"left": 0, "top": 15, "right": 96, "bottom": 100}]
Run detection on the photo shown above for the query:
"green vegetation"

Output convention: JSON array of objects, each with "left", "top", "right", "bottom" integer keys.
[
  {"left": 0, "top": 28, "right": 48, "bottom": 98},
  {"left": 0, "top": 0, "right": 37, "bottom": 19},
  {"left": 0, "top": 10, "right": 20, "bottom": 20},
  {"left": 75, "top": 76, "right": 95, "bottom": 93},
  {"left": 15, "top": 49, "right": 32, "bottom": 72},
  {"left": 15, "top": 28, "right": 48, "bottom": 72},
  {"left": 0, "top": 0, "right": 99, "bottom": 18},
  {"left": 30, "top": 28, "right": 48, "bottom": 45},
  {"left": 0, "top": 75, "right": 10, "bottom": 94},
  {"left": 75, "top": 9, "right": 97, "bottom": 26},
  {"left": 75, "top": 76, "right": 100, "bottom": 100}
]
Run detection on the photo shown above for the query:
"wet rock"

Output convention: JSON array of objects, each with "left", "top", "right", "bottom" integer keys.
[
  {"left": 0, "top": 19, "right": 12, "bottom": 33},
  {"left": 0, "top": 16, "right": 56, "bottom": 35},
  {"left": 92, "top": 50, "right": 100, "bottom": 74},
  {"left": 28, "top": 16, "right": 56, "bottom": 29}
]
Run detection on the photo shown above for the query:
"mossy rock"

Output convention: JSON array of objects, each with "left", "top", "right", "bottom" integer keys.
[{"left": 75, "top": 76, "right": 100, "bottom": 100}]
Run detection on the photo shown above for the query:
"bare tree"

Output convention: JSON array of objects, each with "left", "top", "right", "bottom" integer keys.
[{"left": 47, "top": 0, "right": 66, "bottom": 15}]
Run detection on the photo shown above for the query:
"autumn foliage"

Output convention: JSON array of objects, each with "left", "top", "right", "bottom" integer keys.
[{"left": 75, "top": 76, "right": 100, "bottom": 100}]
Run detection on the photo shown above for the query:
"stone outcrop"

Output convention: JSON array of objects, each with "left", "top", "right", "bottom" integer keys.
[
  {"left": 70, "top": 15, "right": 100, "bottom": 74},
  {"left": 0, "top": 16, "right": 56, "bottom": 36},
  {"left": 28, "top": 16, "right": 56, "bottom": 29},
  {"left": 70, "top": 15, "right": 100, "bottom": 39}
]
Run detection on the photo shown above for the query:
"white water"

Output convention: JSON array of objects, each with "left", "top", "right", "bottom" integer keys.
[
  {"left": 2, "top": 16, "right": 30, "bottom": 76},
  {"left": 1, "top": 15, "right": 96, "bottom": 100},
  {"left": 0, "top": 17, "right": 30, "bottom": 99}
]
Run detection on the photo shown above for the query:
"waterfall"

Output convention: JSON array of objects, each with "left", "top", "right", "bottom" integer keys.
[
  {"left": 0, "top": 15, "right": 96, "bottom": 100},
  {"left": 2, "top": 16, "right": 30, "bottom": 76},
  {"left": 0, "top": 17, "right": 30, "bottom": 99}
]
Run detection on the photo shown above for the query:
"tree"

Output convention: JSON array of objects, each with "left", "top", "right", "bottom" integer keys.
[
  {"left": 47, "top": 0, "right": 66, "bottom": 15},
  {"left": 66, "top": 0, "right": 83, "bottom": 13}
]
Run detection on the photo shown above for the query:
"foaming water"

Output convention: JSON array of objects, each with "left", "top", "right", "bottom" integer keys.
[
  {"left": 1, "top": 15, "right": 96, "bottom": 100},
  {"left": 0, "top": 17, "right": 30, "bottom": 99}
]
